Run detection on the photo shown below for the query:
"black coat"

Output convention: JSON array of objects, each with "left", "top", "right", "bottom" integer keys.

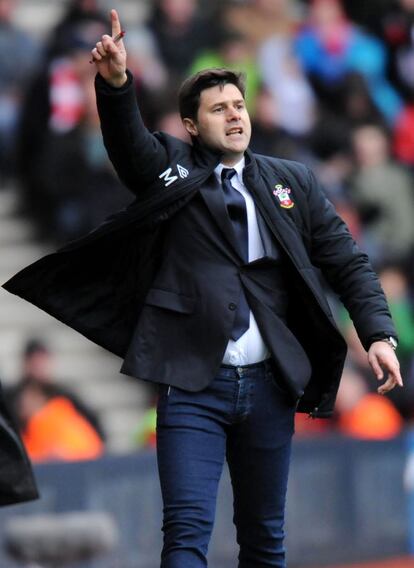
[
  {"left": 0, "top": 391, "right": 38, "bottom": 505},
  {"left": 3, "top": 72, "right": 396, "bottom": 419}
]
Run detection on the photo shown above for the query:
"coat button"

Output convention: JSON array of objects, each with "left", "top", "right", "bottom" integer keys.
[{"left": 228, "top": 302, "right": 237, "bottom": 310}]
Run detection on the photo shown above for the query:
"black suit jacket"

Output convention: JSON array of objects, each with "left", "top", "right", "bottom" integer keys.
[
  {"left": 120, "top": 173, "right": 311, "bottom": 396},
  {"left": 3, "top": 71, "right": 397, "bottom": 418}
]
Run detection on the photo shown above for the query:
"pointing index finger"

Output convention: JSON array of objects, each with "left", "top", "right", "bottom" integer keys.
[{"left": 111, "top": 9, "right": 121, "bottom": 38}]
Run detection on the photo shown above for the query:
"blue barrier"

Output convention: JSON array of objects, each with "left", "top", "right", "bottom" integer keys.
[
  {"left": 0, "top": 434, "right": 409, "bottom": 568},
  {"left": 405, "top": 429, "right": 414, "bottom": 556}
]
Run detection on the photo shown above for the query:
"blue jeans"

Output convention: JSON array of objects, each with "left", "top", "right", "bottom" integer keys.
[{"left": 156, "top": 360, "right": 296, "bottom": 567}]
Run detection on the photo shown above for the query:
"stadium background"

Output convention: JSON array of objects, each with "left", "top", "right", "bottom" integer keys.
[{"left": 1, "top": 0, "right": 414, "bottom": 566}]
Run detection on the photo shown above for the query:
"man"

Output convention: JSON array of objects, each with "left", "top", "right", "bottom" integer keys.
[{"left": 4, "top": 9, "right": 403, "bottom": 567}]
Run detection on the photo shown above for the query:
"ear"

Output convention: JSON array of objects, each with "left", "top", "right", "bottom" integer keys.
[{"left": 183, "top": 118, "right": 199, "bottom": 137}]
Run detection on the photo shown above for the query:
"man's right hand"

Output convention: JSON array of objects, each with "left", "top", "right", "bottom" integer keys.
[{"left": 91, "top": 9, "right": 127, "bottom": 88}]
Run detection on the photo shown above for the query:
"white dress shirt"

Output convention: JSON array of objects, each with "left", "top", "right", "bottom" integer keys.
[{"left": 214, "top": 158, "right": 270, "bottom": 365}]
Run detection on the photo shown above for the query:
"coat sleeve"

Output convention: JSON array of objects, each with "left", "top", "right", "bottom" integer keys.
[
  {"left": 303, "top": 166, "right": 397, "bottom": 350},
  {"left": 94, "top": 70, "right": 169, "bottom": 194}
]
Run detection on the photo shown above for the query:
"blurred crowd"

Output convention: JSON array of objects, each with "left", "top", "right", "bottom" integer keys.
[
  {"left": 2, "top": 0, "right": 414, "bottom": 457},
  {"left": 3, "top": 338, "right": 105, "bottom": 462}
]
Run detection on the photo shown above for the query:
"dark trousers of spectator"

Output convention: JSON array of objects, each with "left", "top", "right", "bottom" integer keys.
[{"left": 156, "top": 359, "right": 296, "bottom": 567}]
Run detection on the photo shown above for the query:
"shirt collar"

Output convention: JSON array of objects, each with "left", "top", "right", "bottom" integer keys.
[{"left": 214, "top": 157, "right": 245, "bottom": 184}]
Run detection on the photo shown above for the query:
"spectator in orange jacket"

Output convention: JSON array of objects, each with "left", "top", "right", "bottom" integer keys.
[{"left": 19, "top": 382, "right": 104, "bottom": 462}]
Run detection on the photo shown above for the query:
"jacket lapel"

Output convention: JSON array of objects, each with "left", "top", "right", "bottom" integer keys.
[{"left": 198, "top": 175, "right": 245, "bottom": 261}]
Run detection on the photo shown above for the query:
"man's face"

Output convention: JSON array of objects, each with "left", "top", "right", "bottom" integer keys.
[
  {"left": 23, "top": 351, "right": 53, "bottom": 383},
  {"left": 184, "top": 83, "right": 251, "bottom": 164}
]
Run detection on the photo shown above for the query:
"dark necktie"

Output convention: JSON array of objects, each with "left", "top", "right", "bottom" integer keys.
[{"left": 221, "top": 168, "right": 250, "bottom": 340}]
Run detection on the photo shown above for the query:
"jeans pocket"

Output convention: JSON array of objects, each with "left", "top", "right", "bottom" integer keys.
[{"left": 266, "top": 371, "right": 296, "bottom": 403}]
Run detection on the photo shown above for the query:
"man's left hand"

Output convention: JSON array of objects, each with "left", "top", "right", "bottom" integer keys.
[{"left": 367, "top": 341, "right": 403, "bottom": 394}]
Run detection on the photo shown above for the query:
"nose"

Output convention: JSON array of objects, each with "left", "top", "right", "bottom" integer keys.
[{"left": 227, "top": 107, "right": 241, "bottom": 121}]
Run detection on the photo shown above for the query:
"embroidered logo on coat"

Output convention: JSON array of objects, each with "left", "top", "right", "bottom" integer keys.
[
  {"left": 159, "top": 164, "right": 190, "bottom": 186},
  {"left": 159, "top": 167, "right": 178, "bottom": 187},
  {"left": 273, "top": 184, "right": 294, "bottom": 209},
  {"left": 177, "top": 164, "right": 189, "bottom": 179}
]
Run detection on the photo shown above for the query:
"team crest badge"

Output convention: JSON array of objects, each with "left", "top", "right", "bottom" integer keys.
[{"left": 273, "top": 184, "right": 294, "bottom": 209}]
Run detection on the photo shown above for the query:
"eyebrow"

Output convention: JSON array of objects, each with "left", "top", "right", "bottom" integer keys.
[{"left": 210, "top": 99, "right": 245, "bottom": 109}]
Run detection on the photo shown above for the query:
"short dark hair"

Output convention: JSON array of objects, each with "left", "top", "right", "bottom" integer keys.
[
  {"left": 23, "top": 338, "right": 50, "bottom": 358},
  {"left": 178, "top": 68, "right": 246, "bottom": 121}
]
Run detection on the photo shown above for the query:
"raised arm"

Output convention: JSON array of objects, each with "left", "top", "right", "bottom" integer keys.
[{"left": 91, "top": 10, "right": 168, "bottom": 193}]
